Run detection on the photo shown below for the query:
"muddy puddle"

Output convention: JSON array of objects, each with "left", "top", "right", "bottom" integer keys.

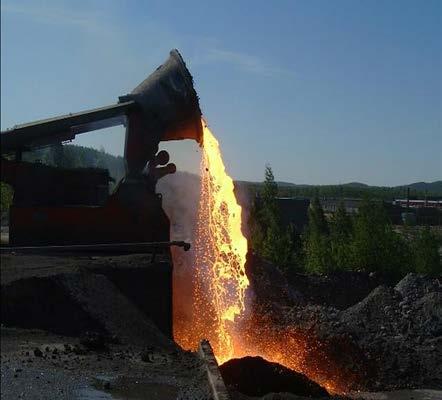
[{"left": 76, "top": 375, "right": 178, "bottom": 400}]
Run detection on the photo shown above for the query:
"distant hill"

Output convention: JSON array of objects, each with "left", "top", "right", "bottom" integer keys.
[
  {"left": 274, "top": 181, "right": 294, "bottom": 187},
  {"left": 399, "top": 181, "right": 442, "bottom": 194},
  {"left": 237, "top": 179, "right": 442, "bottom": 200},
  {"left": 240, "top": 179, "right": 441, "bottom": 195},
  {"left": 342, "top": 182, "right": 369, "bottom": 188}
]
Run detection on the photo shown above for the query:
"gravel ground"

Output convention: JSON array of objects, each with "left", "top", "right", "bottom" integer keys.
[
  {"left": 2, "top": 252, "right": 441, "bottom": 398},
  {"left": 249, "top": 254, "right": 442, "bottom": 392},
  {"left": 0, "top": 253, "right": 212, "bottom": 400},
  {"left": 0, "top": 327, "right": 210, "bottom": 400}
]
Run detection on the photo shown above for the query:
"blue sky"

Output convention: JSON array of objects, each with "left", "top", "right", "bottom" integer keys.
[{"left": 1, "top": 0, "right": 441, "bottom": 185}]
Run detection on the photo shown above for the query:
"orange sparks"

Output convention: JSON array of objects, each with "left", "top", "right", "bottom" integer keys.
[
  {"left": 173, "top": 119, "right": 249, "bottom": 362},
  {"left": 173, "top": 119, "right": 358, "bottom": 394},
  {"left": 193, "top": 120, "right": 249, "bottom": 362}
]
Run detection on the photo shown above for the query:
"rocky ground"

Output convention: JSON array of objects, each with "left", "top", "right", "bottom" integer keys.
[
  {"left": 247, "top": 253, "right": 442, "bottom": 393},
  {"left": 0, "top": 253, "right": 211, "bottom": 400},
  {"left": 0, "top": 326, "right": 210, "bottom": 400},
  {"left": 1, "top": 251, "right": 441, "bottom": 399}
]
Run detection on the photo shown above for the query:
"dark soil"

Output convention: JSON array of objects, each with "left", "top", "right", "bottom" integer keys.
[
  {"left": 220, "top": 356, "right": 329, "bottom": 398},
  {"left": 0, "top": 326, "right": 209, "bottom": 400},
  {"left": 0, "top": 253, "right": 211, "bottom": 400},
  {"left": 2, "top": 251, "right": 441, "bottom": 398},
  {"left": 248, "top": 253, "right": 442, "bottom": 392}
]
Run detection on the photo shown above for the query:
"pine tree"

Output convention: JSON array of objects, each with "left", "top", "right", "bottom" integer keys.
[
  {"left": 309, "top": 196, "right": 329, "bottom": 235},
  {"left": 304, "top": 195, "right": 331, "bottom": 274},
  {"left": 330, "top": 200, "right": 353, "bottom": 270},
  {"left": 332, "top": 200, "right": 352, "bottom": 237},
  {"left": 351, "top": 198, "right": 410, "bottom": 275},
  {"left": 250, "top": 165, "right": 294, "bottom": 269},
  {"left": 261, "top": 164, "right": 278, "bottom": 226},
  {"left": 351, "top": 198, "right": 386, "bottom": 272},
  {"left": 262, "top": 221, "right": 293, "bottom": 267},
  {"left": 412, "top": 227, "right": 441, "bottom": 275}
]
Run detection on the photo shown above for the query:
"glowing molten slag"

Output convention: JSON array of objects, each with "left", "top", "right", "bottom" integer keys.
[
  {"left": 173, "top": 120, "right": 249, "bottom": 361},
  {"left": 191, "top": 120, "right": 249, "bottom": 362},
  {"left": 173, "top": 119, "right": 358, "bottom": 394}
]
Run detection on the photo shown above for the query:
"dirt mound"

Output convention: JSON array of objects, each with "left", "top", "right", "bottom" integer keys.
[
  {"left": 338, "top": 275, "right": 442, "bottom": 390},
  {"left": 286, "top": 271, "right": 391, "bottom": 310},
  {"left": 341, "top": 275, "right": 442, "bottom": 346},
  {"left": 220, "top": 356, "right": 329, "bottom": 398},
  {"left": 395, "top": 273, "right": 441, "bottom": 298},
  {"left": 341, "top": 285, "right": 402, "bottom": 340},
  {"left": 247, "top": 253, "right": 393, "bottom": 310},
  {"left": 247, "top": 262, "right": 442, "bottom": 392},
  {"left": 1, "top": 271, "right": 174, "bottom": 350},
  {"left": 1, "top": 275, "right": 104, "bottom": 336}
]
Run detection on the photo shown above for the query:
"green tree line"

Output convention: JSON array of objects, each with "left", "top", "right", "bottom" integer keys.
[
  {"left": 241, "top": 181, "right": 441, "bottom": 201},
  {"left": 250, "top": 166, "right": 441, "bottom": 277}
]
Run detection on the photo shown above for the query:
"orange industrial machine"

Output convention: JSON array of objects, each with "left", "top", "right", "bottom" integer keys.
[{"left": 1, "top": 50, "right": 202, "bottom": 247}]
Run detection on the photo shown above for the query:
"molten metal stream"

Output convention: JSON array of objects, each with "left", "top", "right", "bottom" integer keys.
[
  {"left": 189, "top": 120, "right": 248, "bottom": 362},
  {"left": 173, "top": 119, "right": 350, "bottom": 394}
]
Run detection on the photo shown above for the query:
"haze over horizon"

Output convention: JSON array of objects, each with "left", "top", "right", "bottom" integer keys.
[{"left": 1, "top": 0, "right": 441, "bottom": 186}]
